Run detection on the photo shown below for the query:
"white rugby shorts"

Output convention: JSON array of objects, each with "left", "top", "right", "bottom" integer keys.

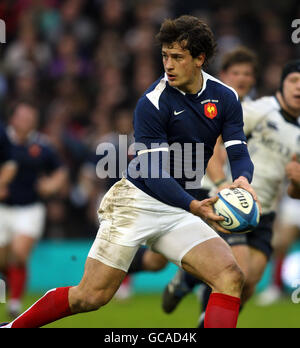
[
  {"left": 0, "top": 202, "right": 46, "bottom": 246},
  {"left": 88, "top": 178, "right": 220, "bottom": 272}
]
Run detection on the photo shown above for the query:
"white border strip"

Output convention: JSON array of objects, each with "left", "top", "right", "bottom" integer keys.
[
  {"left": 224, "top": 140, "right": 247, "bottom": 148},
  {"left": 137, "top": 148, "right": 169, "bottom": 156}
]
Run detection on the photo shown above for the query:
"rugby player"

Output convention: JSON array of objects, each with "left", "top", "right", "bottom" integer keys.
[
  {"left": 0, "top": 101, "right": 67, "bottom": 318},
  {"left": 162, "top": 46, "right": 259, "bottom": 314},
  {"left": 0, "top": 123, "right": 17, "bottom": 200},
  {"left": 128, "top": 46, "right": 259, "bottom": 276},
  {"left": 1, "top": 16, "right": 256, "bottom": 328}
]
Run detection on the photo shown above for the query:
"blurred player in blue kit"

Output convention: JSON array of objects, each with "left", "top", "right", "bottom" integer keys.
[
  {"left": 0, "top": 101, "right": 67, "bottom": 318},
  {"left": 0, "top": 123, "right": 17, "bottom": 200},
  {"left": 1, "top": 15, "right": 257, "bottom": 328}
]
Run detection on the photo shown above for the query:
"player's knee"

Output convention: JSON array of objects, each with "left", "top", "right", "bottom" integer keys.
[
  {"left": 71, "top": 287, "right": 113, "bottom": 313},
  {"left": 214, "top": 262, "right": 245, "bottom": 296},
  {"left": 242, "top": 272, "right": 263, "bottom": 303}
]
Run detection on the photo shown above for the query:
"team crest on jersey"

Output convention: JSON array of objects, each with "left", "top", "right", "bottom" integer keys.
[
  {"left": 204, "top": 102, "right": 218, "bottom": 119},
  {"left": 28, "top": 144, "right": 42, "bottom": 158}
]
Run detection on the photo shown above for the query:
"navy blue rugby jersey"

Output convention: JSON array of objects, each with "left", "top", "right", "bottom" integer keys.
[
  {"left": 0, "top": 123, "right": 12, "bottom": 164},
  {"left": 127, "top": 71, "right": 253, "bottom": 211},
  {"left": 4, "top": 128, "right": 63, "bottom": 205}
]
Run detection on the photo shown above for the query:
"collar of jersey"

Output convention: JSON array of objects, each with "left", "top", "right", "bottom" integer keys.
[
  {"left": 164, "top": 70, "right": 207, "bottom": 97},
  {"left": 7, "top": 126, "right": 38, "bottom": 145}
]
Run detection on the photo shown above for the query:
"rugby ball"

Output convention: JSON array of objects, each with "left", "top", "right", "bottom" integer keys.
[{"left": 214, "top": 188, "right": 260, "bottom": 233}]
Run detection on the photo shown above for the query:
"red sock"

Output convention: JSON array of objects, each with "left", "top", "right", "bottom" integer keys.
[
  {"left": 274, "top": 257, "right": 284, "bottom": 289},
  {"left": 204, "top": 293, "right": 240, "bottom": 328},
  {"left": 8, "top": 287, "right": 72, "bottom": 328},
  {"left": 6, "top": 265, "right": 27, "bottom": 301}
]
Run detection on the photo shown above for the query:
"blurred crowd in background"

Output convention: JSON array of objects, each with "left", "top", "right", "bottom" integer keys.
[{"left": 0, "top": 0, "right": 299, "bottom": 239}]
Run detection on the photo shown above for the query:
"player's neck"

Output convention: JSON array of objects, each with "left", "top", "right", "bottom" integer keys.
[
  {"left": 191, "top": 70, "right": 203, "bottom": 94},
  {"left": 179, "top": 70, "right": 203, "bottom": 95},
  {"left": 9, "top": 126, "right": 33, "bottom": 144}
]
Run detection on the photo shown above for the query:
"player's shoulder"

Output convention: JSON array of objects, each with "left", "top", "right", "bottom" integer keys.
[
  {"left": 203, "top": 71, "right": 239, "bottom": 101},
  {"left": 242, "top": 96, "right": 279, "bottom": 115},
  {"left": 136, "top": 75, "right": 169, "bottom": 112}
]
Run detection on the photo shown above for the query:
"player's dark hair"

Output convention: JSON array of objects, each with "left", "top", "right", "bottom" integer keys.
[
  {"left": 6, "top": 99, "right": 40, "bottom": 124},
  {"left": 156, "top": 15, "right": 217, "bottom": 67},
  {"left": 220, "top": 46, "right": 259, "bottom": 76},
  {"left": 8, "top": 99, "right": 39, "bottom": 116},
  {"left": 279, "top": 59, "right": 300, "bottom": 92}
]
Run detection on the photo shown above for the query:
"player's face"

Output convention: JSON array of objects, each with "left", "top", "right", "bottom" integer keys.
[
  {"left": 282, "top": 72, "right": 300, "bottom": 116},
  {"left": 162, "top": 42, "right": 205, "bottom": 94},
  {"left": 220, "top": 63, "right": 256, "bottom": 99},
  {"left": 11, "top": 104, "right": 38, "bottom": 136}
]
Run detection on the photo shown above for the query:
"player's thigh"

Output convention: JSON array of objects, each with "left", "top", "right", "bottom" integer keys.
[
  {"left": 246, "top": 247, "right": 268, "bottom": 287},
  {"left": 149, "top": 215, "right": 243, "bottom": 290},
  {"left": 11, "top": 234, "right": 36, "bottom": 264},
  {"left": 0, "top": 245, "right": 10, "bottom": 271},
  {"left": 143, "top": 250, "right": 168, "bottom": 271},
  {"left": 150, "top": 212, "right": 220, "bottom": 268},
  {"left": 231, "top": 244, "right": 251, "bottom": 280},
  {"left": 272, "top": 223, "right": 299, "bottom": 255},
  {"left": 181, "top": 237, "right": 242, "bottom": 291}
]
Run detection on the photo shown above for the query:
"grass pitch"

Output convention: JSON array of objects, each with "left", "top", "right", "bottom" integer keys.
[{"left": 0, "top": 292, "right": 299, "bottom": 328}]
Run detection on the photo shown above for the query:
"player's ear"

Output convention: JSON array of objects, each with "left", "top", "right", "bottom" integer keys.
[{"left": 195, "top": 53, "right": 206, "bottom": 68}]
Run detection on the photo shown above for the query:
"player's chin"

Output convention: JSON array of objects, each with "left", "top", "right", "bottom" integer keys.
[
  {"left": 168, "top": 79, "right": 178, "bottom": 87},
  {"left": 289, "top": 98, "right": 300, "bottom": 111}
]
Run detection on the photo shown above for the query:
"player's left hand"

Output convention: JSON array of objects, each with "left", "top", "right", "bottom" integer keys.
[
  {"left": 286, "top": 154, "right": 300, "bottom": 184},
  {"left": 190, "top": 198, "right": 229, "bottom": 234},
  {"left": 230, "top": 176, "right": 262, "bottom": 214},
  {"left": 36, "top": 177, "right": 55, "bottom": 197}
]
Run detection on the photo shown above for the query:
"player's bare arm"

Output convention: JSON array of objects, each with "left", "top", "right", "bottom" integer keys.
[
  {"left": 36, "top": 167, "right": 68, "bottom": 198},
  {"left": 286, "top": 155, "right": 300, "bottom": 199},
  {"left": 0, "top": 161, "right": 17, "bottom": 200}
]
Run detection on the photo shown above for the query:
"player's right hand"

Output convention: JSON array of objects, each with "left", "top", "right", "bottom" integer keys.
[{"left": 189, "top": 197, "right": 229, "bottom": 234}]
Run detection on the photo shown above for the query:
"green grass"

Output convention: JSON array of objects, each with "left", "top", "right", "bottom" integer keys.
[{"left": 1, "top": 292, "right": 299, "bottom": 328}]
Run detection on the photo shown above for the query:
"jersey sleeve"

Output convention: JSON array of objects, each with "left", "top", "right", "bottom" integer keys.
[
  {"left": 133, "top": 96, "right": 169, "bottom": 148},
  {"left": 221, "top": 93, "right": 254, "bottom": 183},
  {"left": 221, "top": 94, "right": 247, "bottom": 145}
]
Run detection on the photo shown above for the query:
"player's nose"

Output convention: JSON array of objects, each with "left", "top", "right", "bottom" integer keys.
[{"left": 164, "top": 58, "right": 174, "bottom": 71}]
